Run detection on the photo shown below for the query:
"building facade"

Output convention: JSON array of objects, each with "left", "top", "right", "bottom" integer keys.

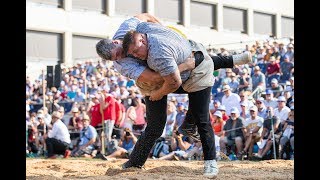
[{"left": 26, "top": 0, "right": 294, "bottom": 80}]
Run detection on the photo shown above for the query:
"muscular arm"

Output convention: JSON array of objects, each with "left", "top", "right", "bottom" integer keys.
[
  {"left": 134, "top": 13, "right": 162, "bottom": 25},
  {"left": 149, "top": 68, "right": 182, "bottom": 101}
]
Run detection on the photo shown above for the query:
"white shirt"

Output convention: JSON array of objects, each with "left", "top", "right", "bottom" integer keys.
[
  {"left": 222, "top": 93, "right": 241, "bottom": 116},
  {"left": 48, "top": 119, "right": 71, "bottom": 144},
  {"left": 274, "top": 106, "right": 291, "bottom": 123},
  {"left": 244, "top": 116, "right": 264, "bottom": 135},
  {"left": 263, "top": 99, "right": 278, "bottom": 109}
]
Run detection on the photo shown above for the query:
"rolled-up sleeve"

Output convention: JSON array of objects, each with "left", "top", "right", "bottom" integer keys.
[{"left": 113, "top": 58, "right": 147, "bottom": 81}]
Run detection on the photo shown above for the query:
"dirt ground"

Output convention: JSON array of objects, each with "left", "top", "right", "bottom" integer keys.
[{"left": 26, "top": 158, "right": 293, "bottom": 180}]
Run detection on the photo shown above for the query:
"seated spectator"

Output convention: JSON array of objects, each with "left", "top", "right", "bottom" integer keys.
[
  {"left": 221, "top": 85, "right": 241, "bottom": 116},
  {"left": 101, "top": 128, "right": 137, "bottom": 160},
  {"left": 158, "top": 130, "right": 194, "bottom": 161},
  {"left": 255, "top": 107, "right": 281, "bottom": 160},
  {"left": 71, "top": 115, "right": 98, "bottom": 158},
  {"left": 274, "top": 96, "right": 291, "bottom": 124},
  {"left": 266, "top": 56, "right": 280, "bottom": 87},
  {"left": 279, "top": 107, "right": 294, "bottom": 160},
  {"left": 211, "top": 111, "right": 225, "bottom": 137},
  {"left": 68, "top": 107, "right": 83, "bottom": 148},
  {"left": 228, "top": 72, "right": 239, "bottom": 93},
  {"left": 238, "top": 68, "right": 252, "bottom": 93},
  {"left": 217, "top": 105, "right": 229, "bottom": 121},
  {"left": 239, "top": 106, "right": 264, "bottom": 160},
  {"left": 270, "top": 79, "right": 283, "bottom": 98},
  {"left": 256, "top": 97, "right": 268, "bottom": 119},
  {"left": 220, "top": 107, "right": 245, "bottom": 158},
  {"left": 263, "top": 89, "right": 278, "bottom": 109},
  {"left": 239, "top": 101, "right": 250, "bottom": 119},
  {"left": 44, "top": 111, "right": 71, "bottom": 159}
]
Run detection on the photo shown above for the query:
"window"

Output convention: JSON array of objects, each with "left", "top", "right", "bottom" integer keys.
[
  {"left": 190, "top": 1, "right": 216, "bottom": 28},
  {"left": 115, "top": 0, "right": 146, "bottom": 16},
  {"left": 27, "top": 0, "right": 63, "bottom": 8},
  {"left": 223, "top": 6, "right": 247, "bottom": 33},
  {"left": 26, "top": 30, "right": 63, "bottom": 61},
  {"left": 72, "top": 35, "right": 103, "bottom": 61},
  {"left": 281, "top": 16, "right": 294, "bottom": 38},
  {"left": 254, "top": 12, "right": 275, "bottom": 36},
  {"left": 72, "top": 0, "right": 106, "bottom": 13},
  {"left": 155, "top": 0, "right": 182, "bottom": 23}
]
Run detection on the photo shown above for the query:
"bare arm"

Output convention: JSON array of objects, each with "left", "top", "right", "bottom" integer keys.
[
  {"left": 137, "top": 60, "right": 194, "bottom": 86},
  {"left": 149, "top": 68, "right": 182, "bottom": 101},
  {"left": 134, "top": 13, "right": 162, "bottom": 25}
]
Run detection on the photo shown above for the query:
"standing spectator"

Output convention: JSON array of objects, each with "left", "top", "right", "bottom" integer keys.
[
  {"left": 44, "top": 111, "right": 71, "bottom": 159},
  {"left": 100, "top": 91, "right": 117, "bottom": 144},
  {"left": 68, "top": 107, "right": 83, "bottom": 148},
  {"left": 221, "top": 85, "right": 241, "bottom": 116}
]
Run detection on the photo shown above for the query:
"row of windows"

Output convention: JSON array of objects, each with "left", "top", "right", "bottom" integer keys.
[
  {"left": 27, "top": 0, "right": 294, "bottom": 37},
  {"left": 26, "top": 30, "right": 102, "bottom": 61}
]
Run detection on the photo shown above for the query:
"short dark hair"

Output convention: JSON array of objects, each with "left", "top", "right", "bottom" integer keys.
[
  {"left": 96, "top": 38, "right": 115, "bottom": 60},
  {"left": 122, "top": 30, "right": 137, "bottom": 56}
]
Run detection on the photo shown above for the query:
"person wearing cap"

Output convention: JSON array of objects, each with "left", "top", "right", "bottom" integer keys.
[
  {"left": 71, "top": 115, "right": 98, "bottom": 158},
  {"left": 251, "top": 65, "right": 266, "bottom": 98},
  {"left": 263, "top": 89, "right": 278, "bottom": 109},
  {"left": 209, "top": 99, "right": 221, "bottom": 115},
  {"left": 239, "top": 105, "right": 264, "bottom": 160},
  {"left": 35, "top": 113, "right": 49, "bottom": 155},
  {"left": 175, "top": 102, "right": 187, "bottom": 129},
  {"left": 220, "top": 107, "right": 245, "bottom": 158},
  {"left": 270, "top": 78, "right": 283, "bottom": 98},
  {"left": 211, "top": 111, "right": 225, "bottom": 137},
  {"left": 239, "top": 91, "right": 254, "bottom": 112},
  {"left": 279, "top": 106, "right": 294, "bottom": 160},
  {"left": 68, "top": 107, "right": 83, "bottom": 147},
  {"left": 228, "top": 72, "right": 239, "bottom": 93},
  {"left": 273, "top": 96, "right": 291, "bottom": 125},
  {"left": 44, "top": 111, "right": 71, "bottom": 159},
  {"left": 221, "top": 85, "right": 241, "bottom": 116},
  {"left": 255, "top": 97, "right": 268, "bottom": 119},
  {"left": 239, "top": 101, "right": 250, "bottom": 119},
  {"left": 266, "top": 56, "right": 280, "bottom": 87},
  {"left": 284, "top": 44, "right": 294, "bottom": 62},
  {"left": 217, "top": 105, "right": 229, "bottom": 121}
]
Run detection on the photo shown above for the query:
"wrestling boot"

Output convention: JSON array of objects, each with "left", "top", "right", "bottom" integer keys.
[
  {"left": 232, "top": 51, "right": 252, "bottom": 66},
  {"left": 203, "top": 159, "right": 219, "bottom": 179},
  {"left": 178, "top": 120, "right": 201, "bottom": 142}
]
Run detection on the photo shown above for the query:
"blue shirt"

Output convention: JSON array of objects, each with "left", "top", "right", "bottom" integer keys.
[
  {"left": 136, "top": 22, "right": 192, "bottom": 82},
  {"left": 79, "top": 125, "right": 97, "bottom": 149}
]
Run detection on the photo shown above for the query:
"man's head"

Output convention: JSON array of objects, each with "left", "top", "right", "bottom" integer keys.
[
  {"left": 96, "top": 38, "right": 123, "bottom": 61},
  {"left": 123, "top": 30, "right": 148, "bottom": 60}
]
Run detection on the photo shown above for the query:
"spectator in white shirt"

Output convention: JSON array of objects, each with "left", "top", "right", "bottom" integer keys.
[
  {"left": 44, "top": 111, "right": 71, "bottom": 159},
  {"left": 221, "top": 85, "right": 241, "bottom": 116},
  {"left": 274, "top": 96, "right": 291, "bottom": 124}
]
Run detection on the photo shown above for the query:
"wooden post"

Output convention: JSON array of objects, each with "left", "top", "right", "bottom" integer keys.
[{"left": 42, "top": 69, "right": 47, "bottom": 151}]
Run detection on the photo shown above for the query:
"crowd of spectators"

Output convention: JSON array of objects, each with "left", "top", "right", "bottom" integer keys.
[{"left": 26, "top": 37, "right": 294, "bottom": 161}]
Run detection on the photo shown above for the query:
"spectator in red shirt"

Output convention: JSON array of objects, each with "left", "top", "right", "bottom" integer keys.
[{"left": 266, "top": 56, "right": 280, "bottom": 87}]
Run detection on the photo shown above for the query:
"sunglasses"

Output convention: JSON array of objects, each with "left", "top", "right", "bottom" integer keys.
[{"left": 256, "top": 102, "right": 262, "bottom": 104}]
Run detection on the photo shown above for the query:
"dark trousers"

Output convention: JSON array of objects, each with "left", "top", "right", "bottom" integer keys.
[
  {"left": 45, "top": 138, "right": 69, "bottom": 157},
  {"left": 124, "top": 87, "right": 216, "bottom": 167},
  {"left": 211, "top": 55, "right": 234, "bottom": 70}
]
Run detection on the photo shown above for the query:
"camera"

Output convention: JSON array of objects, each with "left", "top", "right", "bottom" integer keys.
[
  {"left": 175, "top": 130, "right": 180, "bottom": 136},
  {"left": 125, "top": 131, "right": 131, "bottom": 136}
]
